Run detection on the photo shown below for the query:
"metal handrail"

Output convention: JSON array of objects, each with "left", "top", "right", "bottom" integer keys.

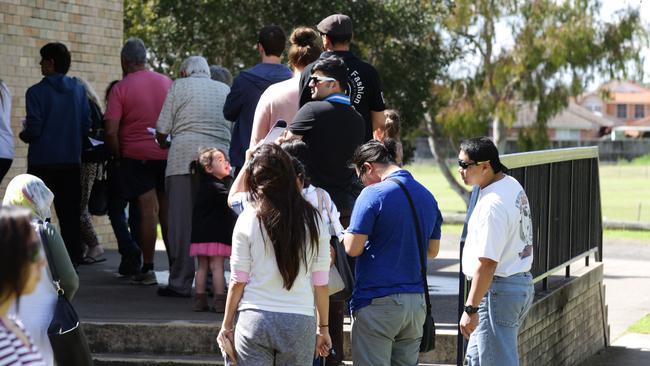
[
  {"left": 532, "top": 247, "right": 599, "bottom": 284},
  {"left": 500, "top": 146, "right": 599, "bottom": 169}
]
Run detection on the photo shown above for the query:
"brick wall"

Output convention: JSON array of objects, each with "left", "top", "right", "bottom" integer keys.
[
  {"left": 0, "top": 0, "right": 123, "bottom": 249},
  {"left": 519, "top": 263, "right": 608, "bottom": 366}
]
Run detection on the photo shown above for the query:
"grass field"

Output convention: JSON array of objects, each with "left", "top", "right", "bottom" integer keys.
[
  {"left": 406, "top": 162, "right": 650, "bottom": 223},
  {"left": 627, "top": 314, "right": 650, "bottom": 334}
]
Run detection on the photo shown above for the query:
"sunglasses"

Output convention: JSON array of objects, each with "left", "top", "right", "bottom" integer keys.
[
  {"left": 458, "top": 159, "right": 490, "bottom": 169},
  {"left": 308, "top": 75, "right": 337, "bottom": 85}
]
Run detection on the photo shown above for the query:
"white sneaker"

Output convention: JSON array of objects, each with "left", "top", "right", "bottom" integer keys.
[{"left": 130, "top": 270, "right": 157, "bottom": 286}]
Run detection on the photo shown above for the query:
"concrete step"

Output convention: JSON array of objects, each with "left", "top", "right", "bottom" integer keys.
[
  {"left": 85, "top": 321, "right": 220, "bottom": 355},
  {"left": 93, "top": 353, "right": 223, "bottom": 366},
  {"left": 84, "top": 321, "right": 458, "bottom": 364}
]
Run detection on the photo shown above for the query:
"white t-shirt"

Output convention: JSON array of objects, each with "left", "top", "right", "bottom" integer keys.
[
  {"left": 0, "top": 82, "right": 14, "bottom": 160},
  {"left": 462, "top": 175, "right": 534, "bottom": 278},
  {"left": 230, "top": 206, "right": 331, "bottom": 316}
]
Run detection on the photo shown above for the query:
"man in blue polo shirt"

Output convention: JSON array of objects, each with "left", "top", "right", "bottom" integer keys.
[{"left": 344, "top": 139, "right": 442, "bottom": 366}]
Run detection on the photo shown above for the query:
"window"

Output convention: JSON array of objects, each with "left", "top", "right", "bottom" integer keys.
[
  {"left": 588, "top": 105, "right": 602, "bottom": 113},
  {"left": 617, "top": 104, "right": 627, "bottom": 119},
  {"left": 555, "top": 129, "right": 581, "bottom": 141},
  {"left": 634, "top": 105, "right": 645, "bottom": 119}
]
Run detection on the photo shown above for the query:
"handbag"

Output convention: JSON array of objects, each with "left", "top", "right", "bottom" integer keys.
[
  {"left": 389, "top": 178, "right": 436, "bottom": 352},
  {"left": 88, "top": 161, "right": 109, "bottom": 216},
  {"left": 38, "top": 224, "right": 94, "bottom": 366},
  {"left": 315, "top": 188, "right": 354, "bottom": 300}
]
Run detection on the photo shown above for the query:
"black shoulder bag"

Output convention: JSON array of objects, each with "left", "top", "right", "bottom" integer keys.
[
  {"left": 390, "top": 178, "right": 436, "bottom": 352},
  {"left": 38, "top": 223, "right": 94, "bottom": 366}
]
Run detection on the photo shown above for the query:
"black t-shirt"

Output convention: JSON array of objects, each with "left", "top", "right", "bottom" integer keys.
[
  {"left": 299, "top": 51, "right": 385, "bottom": 141},
  {"left": 290, "top": 100, "right": 365, "bottom": 209}
]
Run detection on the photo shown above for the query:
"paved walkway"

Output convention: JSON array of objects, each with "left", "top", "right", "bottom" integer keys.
[{"left": 579, "top": 237, "right": 650, "bottom": 365}]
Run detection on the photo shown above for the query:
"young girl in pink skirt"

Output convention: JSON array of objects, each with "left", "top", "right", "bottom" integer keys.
[{"left": 189, "top": 148, "right": 237, "bottom": 312}]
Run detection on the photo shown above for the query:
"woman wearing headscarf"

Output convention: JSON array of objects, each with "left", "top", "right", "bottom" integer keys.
[{"left": 3, "top": 174, "right": 79, "bottom": 366}]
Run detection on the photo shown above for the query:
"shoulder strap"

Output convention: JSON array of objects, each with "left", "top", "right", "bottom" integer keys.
[
  {"left": 37, "top": 221, "right": 64, "bottom": 295},
  {"left": 315, "top": 187, "right": 337, "bottom": 236},
  {"left": 388, "top": 178, "right": 431, "bottom": 306}
]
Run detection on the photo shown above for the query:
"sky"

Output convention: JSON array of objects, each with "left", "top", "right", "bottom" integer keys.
[{"left": 448, "top": 0, "right": 650, "bottom": 92}]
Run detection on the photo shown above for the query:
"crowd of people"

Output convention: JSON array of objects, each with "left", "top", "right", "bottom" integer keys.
[{"left": 0, "top": 13, "right": 536, "bottom": 366}]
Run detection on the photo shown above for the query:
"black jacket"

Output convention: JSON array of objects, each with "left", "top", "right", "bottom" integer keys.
[{"left": 190, "top": 174, "right": 237, "bottom": 245}]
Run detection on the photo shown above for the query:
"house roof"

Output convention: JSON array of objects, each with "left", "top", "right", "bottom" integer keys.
[
  {"left": 514, "top": 102, "right": 615, "bottom": 130},
  {"left": 581, "top": 80, "right": 650, "bottom": 105}
]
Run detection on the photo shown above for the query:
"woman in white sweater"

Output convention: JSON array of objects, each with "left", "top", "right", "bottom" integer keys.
[{"left": 217, "top": 144, "right": 331, "bottom": 365}]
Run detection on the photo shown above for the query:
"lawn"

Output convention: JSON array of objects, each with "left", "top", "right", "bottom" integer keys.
[
  {"left": 627, "top": 314, "right": 650, "bottom": 334},
  {"left": 405, "top": 161, "right": 650, "bottom": 223}
]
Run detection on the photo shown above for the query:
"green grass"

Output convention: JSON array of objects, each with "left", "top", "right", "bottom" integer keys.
[
  {"left": 603, "top": 229, "right": 650, "bottom": 241},
  {"left": 405, "top": 162, "right": 650, "bottom": 223},
  {"left": 599, "top": 164, "right": 650, "bottom": 222},
  {"left": 627, "top": 314, "right": 650, "bottom": 334}
]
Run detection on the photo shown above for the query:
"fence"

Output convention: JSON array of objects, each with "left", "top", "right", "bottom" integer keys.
[{"left": 456, "top": 146, "right": 603, "bottom": 365}]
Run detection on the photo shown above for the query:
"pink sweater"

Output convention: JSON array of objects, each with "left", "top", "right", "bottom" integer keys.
[{"left": 250, "top": 74, "right": 301, "bottom": 147}]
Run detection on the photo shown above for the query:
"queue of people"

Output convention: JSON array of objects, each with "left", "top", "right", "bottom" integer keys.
[{"left": 0, "top": 12, "right": 536, "bottom": 366}]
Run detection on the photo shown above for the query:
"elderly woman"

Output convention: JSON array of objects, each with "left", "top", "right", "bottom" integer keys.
[
  {"left": 155, "top": 55, "right": 232, "bottom": 298},
  {"left": 3, "top": 174, "right": 79, "bottom": 366}
]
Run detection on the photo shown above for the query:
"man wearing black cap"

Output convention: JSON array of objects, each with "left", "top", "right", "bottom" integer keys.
[
  {"left": 299, "top": 14, "right": 386, "bottom": 142},
  {"left": 457, "top": 137, "right": 535, "bottom": 366}
]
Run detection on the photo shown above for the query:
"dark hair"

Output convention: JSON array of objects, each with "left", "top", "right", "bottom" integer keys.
[
  {"left": 290, "top": 156, "right": 307, "bottom": 187},
  {"left": 209, "top": 65, "right": 233, "bottom": 86},
  {"left": 245, "top": 144, "right": 320, "bottom": 290},
  {"left": 0, "top": 206, "right": 38, "bottom": 307},
  {"left": 258, "top": 25, "right": 287, "bottom": 57},
  {"left": 459, "top": 136, "right": 507, "bottom": 173},
  {"left": 189, "top": 147, "right": 228, "bottom": 176},
  {"left": 324, "top": 33, "right": 352, "bottom": 46},
  {"left": 312, "top": 56, "right": 348, "bottom": 88},
  {"left": 40, "top": 43, "right": 71, "bottom": 74},
  {"left": 383, "top": 109, "right": 401, "bottom": 140},
  {"left": 105, "top": 80, "right": 119, "bottom": 105},
  {"left": 288, "top": 27, "right": 322, "bottom": 70},
  {"left": 280, "top": 139, "right": 312, "bottom": 187},
  {"left": 350, "top": 139, "right": 398, "bottom": 171}
]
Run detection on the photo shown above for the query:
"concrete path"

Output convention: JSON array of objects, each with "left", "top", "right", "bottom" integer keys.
[{"left": 579, "top": 237, "right": 650, "bottom": 365}]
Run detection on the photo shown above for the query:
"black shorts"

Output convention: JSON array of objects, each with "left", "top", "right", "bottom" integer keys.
[{"left": 119, "top": 158, "right": 166, "bottom": 200}]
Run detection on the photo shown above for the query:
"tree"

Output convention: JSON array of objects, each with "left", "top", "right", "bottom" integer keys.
[
  {"left": 124, "top": 0, "right": 452, "bottom": 160},
  {"left": 430, "top": 0, "right": 646, "bottom": 205}
]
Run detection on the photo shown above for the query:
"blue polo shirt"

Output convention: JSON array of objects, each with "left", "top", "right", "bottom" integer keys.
[{"left": 348, "top": 169, "right": 442, "bottom": 312}]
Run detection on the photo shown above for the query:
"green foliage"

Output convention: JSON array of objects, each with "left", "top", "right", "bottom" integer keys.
[
  {"left": 123, "top": 0, "right": 452, "bottom": 140},
  {"left": 438, "top": 0, "right": 646, "bottom": 150}
]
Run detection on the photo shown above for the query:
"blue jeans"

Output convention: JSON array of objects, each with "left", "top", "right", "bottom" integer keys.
[{"left": 466, "top": 272, "right": 534, "bottom": 366}]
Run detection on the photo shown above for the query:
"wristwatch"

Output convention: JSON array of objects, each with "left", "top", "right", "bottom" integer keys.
[{"left": 464, "top": 305, "right": 479, "bottom": 314}]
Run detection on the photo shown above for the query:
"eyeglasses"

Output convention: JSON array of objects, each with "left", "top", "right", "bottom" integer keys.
[
  {"left": 308, "top": 75, "right": 337, "bottom": 85},
  {"left": 458, "top": 159, "right": 490, "bottom": 169}
]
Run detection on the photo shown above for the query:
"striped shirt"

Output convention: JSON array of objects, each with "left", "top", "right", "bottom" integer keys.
[{"left": 0, "top": 316, "right": 45, "bottom": 366}]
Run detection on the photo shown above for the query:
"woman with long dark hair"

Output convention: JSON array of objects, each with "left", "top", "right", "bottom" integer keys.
[
  {"left": 0, "top": 206, "right": 46, "bottom": 365},
  {"left": 217, "top": 144, "right": 331, "bottom": 365}
]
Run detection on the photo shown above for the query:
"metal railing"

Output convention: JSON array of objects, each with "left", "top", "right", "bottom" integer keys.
[{"left": 456, "top": 146, "right": 603, "bottom": 365}]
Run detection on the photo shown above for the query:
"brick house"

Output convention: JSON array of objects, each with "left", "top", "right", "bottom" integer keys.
[{"left": 578, "top": 80, "right": 650, "bottom": 123}]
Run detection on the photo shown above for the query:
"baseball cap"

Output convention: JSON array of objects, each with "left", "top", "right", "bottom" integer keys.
[{"left": 317, "top": 14, "right": 352, "bottom": 36}]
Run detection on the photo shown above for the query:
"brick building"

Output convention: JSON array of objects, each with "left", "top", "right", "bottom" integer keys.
[{"left": 0, "top": 0, "right": 123, "bottom": 247}]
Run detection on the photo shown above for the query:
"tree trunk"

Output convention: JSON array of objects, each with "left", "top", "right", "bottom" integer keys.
[
  {"left": 424, "top": 112, "right": 470, "bottom": 207},
  {"left": 491, "top": 115, "right": 507, "bottom": 152}
]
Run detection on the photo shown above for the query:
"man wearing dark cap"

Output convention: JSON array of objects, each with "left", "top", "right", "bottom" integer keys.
[
  {"left": 225, "top": 25, "right": 293, "bottom": 173},
  {"left": 457, "top": 137, "right": 535, "bottom": 366},
  {"left": 299, "top": 14, "right": 386, "bottom": 142}
]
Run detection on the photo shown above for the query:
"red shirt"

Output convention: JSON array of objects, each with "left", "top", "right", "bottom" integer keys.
[{"left": 105, "top": 70, "right": 172, "bottom": 160}]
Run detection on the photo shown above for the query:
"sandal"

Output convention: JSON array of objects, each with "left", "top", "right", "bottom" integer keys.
[{"left": 80, "top": 256, "right": 107, "bottom": 265}]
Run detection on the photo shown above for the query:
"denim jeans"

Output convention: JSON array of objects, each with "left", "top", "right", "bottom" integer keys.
[{"left": 466, "top": 272, "right": 534, "bottom": 366}]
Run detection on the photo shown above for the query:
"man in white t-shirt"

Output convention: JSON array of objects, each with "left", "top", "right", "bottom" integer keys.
[{"left": 458, "top": 137, "right": 535, "bottom": 366}]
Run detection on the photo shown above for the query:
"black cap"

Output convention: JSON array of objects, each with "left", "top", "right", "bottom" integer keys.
[{"left": 317, "top": 14, "right": 352, "bottom": 36}]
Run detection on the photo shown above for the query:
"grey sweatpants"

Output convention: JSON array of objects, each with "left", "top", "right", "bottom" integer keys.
[{"left": 235, "top": 309, "right": 316, "bottom": 366}]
